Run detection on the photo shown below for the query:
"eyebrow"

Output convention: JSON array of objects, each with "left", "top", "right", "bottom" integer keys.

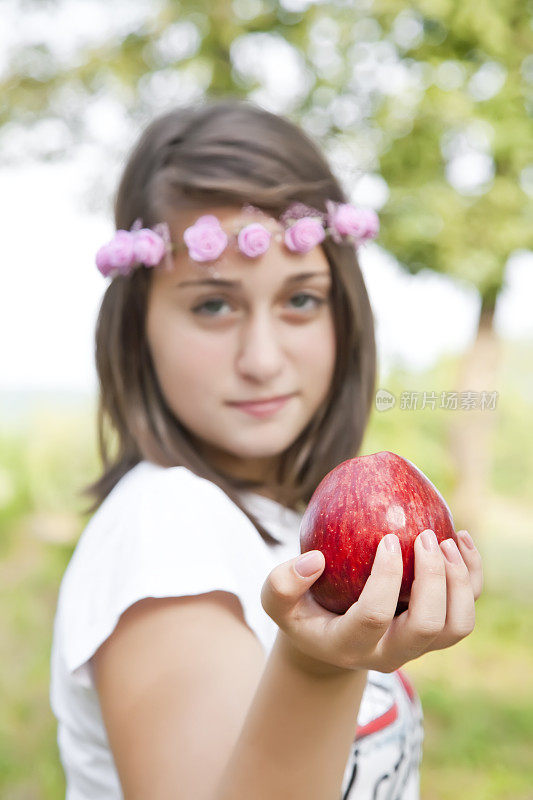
[{"left": 176, "top": 271, "right": 331, "bottom": 289}]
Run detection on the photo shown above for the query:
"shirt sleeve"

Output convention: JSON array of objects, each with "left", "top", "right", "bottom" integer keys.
[{"left": 58, "top": 465, "right": 275, "bottom": 690}]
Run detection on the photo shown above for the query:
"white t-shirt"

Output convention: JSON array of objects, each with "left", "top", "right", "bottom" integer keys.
[{"left": 50, "top": 460, "right": 424, "bottom": 799}]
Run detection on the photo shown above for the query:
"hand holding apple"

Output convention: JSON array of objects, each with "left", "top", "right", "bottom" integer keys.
[
  {"left": 262, "top": 511, "right": 481, "bottom": 676},
  {"left": 299, "top": 451, "right": 458, "bottom": 615}
]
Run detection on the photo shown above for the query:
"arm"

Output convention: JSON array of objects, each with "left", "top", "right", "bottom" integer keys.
[
  {"left": 92, "top": 592, "right": 366, "bottom": 800},
  {"left": 216, "top": 629, "right": 367, "bottom": 800},
  {"left": 93, "top": 530, "right": 483, "bottom": 800}
]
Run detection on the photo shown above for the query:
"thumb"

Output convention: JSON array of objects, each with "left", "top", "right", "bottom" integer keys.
[
  {"left": 294, "top": 550, "right": 325, "bottom": 578},
  {"left": 261, "top": 550, "right": 325, "bottom": 621}
]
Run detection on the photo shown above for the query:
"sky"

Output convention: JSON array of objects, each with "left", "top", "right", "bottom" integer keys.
[{"left": 1, "top": 158, "right": 531, "bottom": 395}]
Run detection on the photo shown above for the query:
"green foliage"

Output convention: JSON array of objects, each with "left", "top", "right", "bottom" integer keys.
[
  {"left": 373, "top": 1, "right": 533, "bottom": 306},
  {"left": 411, "top": 589, "right": 533, "bottom": 799}
]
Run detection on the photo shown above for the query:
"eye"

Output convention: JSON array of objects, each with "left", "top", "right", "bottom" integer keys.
[
  {"left": 191, "top": 292, "right": 326, "bottom": 318},
  {"left": 289, "top": 292, "right": 325, "bottom": 311},
  {"left": 192, "top": 297, "right": 231, "bottom": 316}
]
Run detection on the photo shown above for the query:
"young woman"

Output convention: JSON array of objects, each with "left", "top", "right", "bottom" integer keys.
[{"left": 50, "top": 98, "right": 483, "bottom": 800}]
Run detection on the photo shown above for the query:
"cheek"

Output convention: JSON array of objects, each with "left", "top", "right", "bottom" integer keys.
[
  {"left": 296, "top": 315, "right": 336, "bottom": 383},
  {"left": 150, "top": 321, "right": 230, "bottom": 403}
]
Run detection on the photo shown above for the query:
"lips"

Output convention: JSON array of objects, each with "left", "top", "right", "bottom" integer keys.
[
  {"left": 228, "top": 393, "right": 295, "bottom": 418},
  {"left": 229, "top": 393, "right": 294, "bottom": 405}
]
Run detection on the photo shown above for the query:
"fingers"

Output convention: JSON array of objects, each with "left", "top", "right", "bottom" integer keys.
[
  {"left": 431, "top": 537, "right": 476, "bottom": 647},
  {"left": 406, "top": 530, "right": 447, "bottom": 632},
  {"left": 333, "top": 534, "right": 403, "bottom": 652},
  {"left": 261, "top": 527, "right": 484, "bottom": 676},
  {"left": 260, "top": 550, "right": 325, "bottom": 625},
  {"left": 376, "top": 530, "right": 447, "bottom": 667},
  {"left": 455, "top": 530, "right": 484, "bottom": 600}
]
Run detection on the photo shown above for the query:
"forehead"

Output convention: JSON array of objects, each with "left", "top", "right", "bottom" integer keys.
[{"left": 153, "top": 204, "right": 330, "bottom": 287}]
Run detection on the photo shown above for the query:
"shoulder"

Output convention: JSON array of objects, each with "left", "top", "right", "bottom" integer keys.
[
  {"left": 129, "top": 461, "right": 262, "bottom": 554},
  {"left": 135, "top": 460, "right": 248, "bottom": 521},
  {"left": 64, "top": 460, "right": 265, "bottom": 583},
  {"left": 97, "top": 459, "right": 223, "bottom": 510},
  {"left": 53, "top": 462, "right": 274, "bottom": 688},
  {"left": 60, "top": 459, "right": 274, "bottom": 607},
  {"left": 83, "top": 460, "right": 241, "bottom": 540}
]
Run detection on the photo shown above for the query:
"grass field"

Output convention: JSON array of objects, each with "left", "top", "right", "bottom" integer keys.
[{"left": 1, "top": 343, "right": 532, "bottom": 799}]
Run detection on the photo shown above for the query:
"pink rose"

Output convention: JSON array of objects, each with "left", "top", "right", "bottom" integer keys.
[
  {"left": 95, "top": 243, "right": 114, "bottom": 277},
  {"left": 95, "top": 230, "right": 137, "bottom": 277},
  {"left": 132, "top": 228, "right": 167, "bottom": 267},
  {"left": 183, "top": 214, "right": 228, "bottom": 261},
  {"left": 284, "top": 217, "right": 325, "bottom": 253},
  {"left": 357, "top": 208, "right": 380, "bottom": 240},
  {"left": 327, "top": 202, "right": 379, "bottom": 241},
  {"left": 237, "top": 223, "right": 271, "bottom": 257}
]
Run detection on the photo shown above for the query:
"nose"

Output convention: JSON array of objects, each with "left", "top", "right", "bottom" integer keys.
[{"left": 235, "top": 309, "right": 285, "bottom": 383}]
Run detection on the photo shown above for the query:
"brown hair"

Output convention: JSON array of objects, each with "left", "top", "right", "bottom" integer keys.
[{"left": 80, "top": 97, "right": 376, "bottom": 546}]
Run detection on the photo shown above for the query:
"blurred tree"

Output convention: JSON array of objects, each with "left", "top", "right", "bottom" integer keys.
[
  {"left": 367, "top": 1, "right": 533, "bottom": 534},
  {"left": 2, "top": 0, "right": 531, "bottom": 533}
]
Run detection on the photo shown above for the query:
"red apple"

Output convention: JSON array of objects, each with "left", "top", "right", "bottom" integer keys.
[{"left": 299, "top": 451, "right": 456, "bottom": 615}]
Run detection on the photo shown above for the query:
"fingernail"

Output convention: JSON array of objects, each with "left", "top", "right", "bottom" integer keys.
[
  {"left": 421, "top": 529, "right": 439, "bottom": 551},
  {"left": 459, "top": 530, "right": 475, "bottom": 550},
  {"left": 295, "top": 551, "right": 323, "bottom": 577},
  {"left": 442, "top": 538, "right": 462, "bottom": 564},
  {"left": 384, "top": 533, "right": 400, "bottom": 553}
]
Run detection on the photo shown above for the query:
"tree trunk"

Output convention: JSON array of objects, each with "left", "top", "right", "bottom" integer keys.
[{"left": 448, "top": 295, "right": 501, "bottom": 539}]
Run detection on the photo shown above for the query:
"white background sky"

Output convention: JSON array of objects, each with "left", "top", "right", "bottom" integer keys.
[{"left": 1, "top": 158, "right": 532, "bottom": 394}]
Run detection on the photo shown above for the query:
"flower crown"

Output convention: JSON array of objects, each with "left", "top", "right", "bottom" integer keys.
[{"left": 95, "top": 200, "right": 379, "bottom": 279}]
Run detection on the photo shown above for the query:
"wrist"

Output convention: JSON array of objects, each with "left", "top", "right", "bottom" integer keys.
[{"left": 275, "top": 630, "right": 367, "bottom": 680}]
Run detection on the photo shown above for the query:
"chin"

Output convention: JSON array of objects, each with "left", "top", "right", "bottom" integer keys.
[
  {"left": 222, "top": 430, "right": 296, "bottom": 460},
  {"left": 227, "top": 440, "right": 289, "bottom": 460}
]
